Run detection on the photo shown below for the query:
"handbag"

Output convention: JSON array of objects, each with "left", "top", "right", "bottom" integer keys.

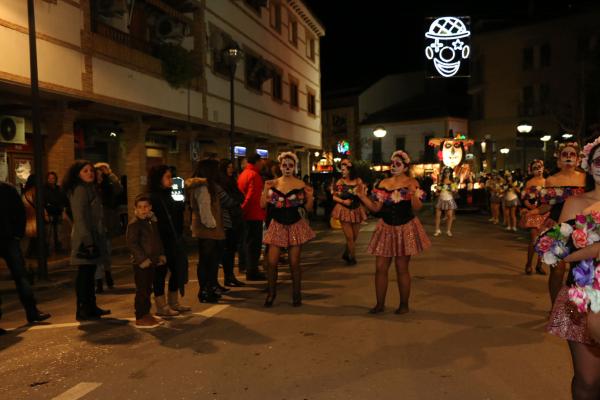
[{"left": 76, "top": 243, "right": 100, "bottom": 260}]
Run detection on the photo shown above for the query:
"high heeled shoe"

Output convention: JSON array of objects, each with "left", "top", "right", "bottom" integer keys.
[{"left": 264, "top": 292, "right": 276, "bottom": 307}]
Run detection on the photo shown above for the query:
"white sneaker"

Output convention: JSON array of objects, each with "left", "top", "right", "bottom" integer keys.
[
  {"left": 446, "top": 231, "right": 453, "bottom": 237},
  {"left": 434, "top": 230, "right": 442, "bottom": 237},
  {"left": 512, "top": 227, "right": 518, "bottom": 232},
  {"left": 505, "top": 226, "right": 511, "bottom": 231}
]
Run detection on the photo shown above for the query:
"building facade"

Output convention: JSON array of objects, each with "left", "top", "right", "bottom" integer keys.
[
  {"left": 469, "top": 12, "right": 600, "bottom": 171},
  {"left": 0, "top": 0, "right": 324, "bottom": 210}
]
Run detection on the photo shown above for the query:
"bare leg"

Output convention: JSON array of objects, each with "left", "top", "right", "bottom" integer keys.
[
  {"left": 511, "top": 207, "right": 518, "bottom": 229},
  {"left": 549, "top": 261, "right": 567, "bottom": 305},
  {"left": 371, "top": 256, "right": 392, "bottom": 313},
  {"left": 568, "top": 341, "right": 600, "bottom": 400},
  {"left": 446, "top": 209, "right": 454, "bottom": 233},
  {"left": 341, "top": 222, "right": 355, "bottom": 260},
  {"left": 491, "top": 203, "right": 499, "bottom": 223},
  {"left": 289, "top": 246, "right": 302, "bottom": 306},
  {"left": 351, "top": 223, "right": 361, "bottom": 261},
  {"left": 525, "top": 229, "right": 536, "bottom": 274},
  {"left": 434, "top": 208, "right": 442, "bottom": 233},
  {"left": 394, "top": 255, "right": 412, "bottom": 314}
]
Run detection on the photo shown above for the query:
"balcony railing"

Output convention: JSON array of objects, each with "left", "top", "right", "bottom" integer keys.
[{"left": 93, "top": 21, "right": 154, "bottom": 55}]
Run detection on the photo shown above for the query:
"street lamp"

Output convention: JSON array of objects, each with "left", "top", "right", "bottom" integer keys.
[
  {"left": 562, "top": 133, "right": 574, "bottom": 139},
  {"left": 541, "top": 135, "right": 552, "bottom": 162},
  {"left": 500, "top": 147, "right": 510, "bottom": 154},
  {"left": 517, "top": 121, "right": 533, "bottom": 173},
  {"left": 223, "top": 42, "right": 242, "bottom": 162},
  {"left": 372, "top": 126, "right": 386, "bottom": 165}
]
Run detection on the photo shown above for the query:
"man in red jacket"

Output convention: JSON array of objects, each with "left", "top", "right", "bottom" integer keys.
[{"left": 238, "top": 154, "right": 267, "bottom": 281}]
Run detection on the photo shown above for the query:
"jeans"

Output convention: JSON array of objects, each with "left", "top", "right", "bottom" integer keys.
[
  {"left": 0, "top": 238, "right": 37, "bottom": 317},
  {"left": 134, "top": 265, "right": 155, "bottom": 319},
  {"left": 197, "top": 239, "right": 219, "bottom": 293},
  {"left": 47, "top": 214, "right": 63, "bottom": 251},
  {"left": 221, "top": 228, "right": 240, "bottom": 279},
  {"left": 76, "top": 264, "right": 97, "bottom": 312},
  {"left": 243, "top": 220, "right": 263, "bottom": 274}
]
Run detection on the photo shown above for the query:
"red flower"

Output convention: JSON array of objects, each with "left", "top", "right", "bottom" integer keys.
[
  {"left": 572, "top": 229, "right": 589, "bottom": 249},
  {"left": 536, "top": 236, "right": 554, "bottom": 253}
]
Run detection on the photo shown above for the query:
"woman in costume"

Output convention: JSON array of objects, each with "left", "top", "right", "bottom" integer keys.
[
  {"left": 331, "top": 160, "right": 367, "bottom": 264},
  {"left": 261, "top": 152, "right": 315, "bottom": 307},
  {"left": 486, "top": 173, "right": 504, "bottom": 224},
  {"left": 432, "top": 167, "right": 458, "bottom": 237},
  {"left": 520, "top": 160, "right": 547, "bottom": 275},
  {"left": 539, "top": 142, "right": 586, "bottom": 303},
  {"left": 502, "top": 171, "right": 521, "bottom": 232},
  {"left": 536, "top": 136, "right": 600, "bottom": 399},
  {"left": 356, "top": 150, "right": 431, "bottom": 315}
]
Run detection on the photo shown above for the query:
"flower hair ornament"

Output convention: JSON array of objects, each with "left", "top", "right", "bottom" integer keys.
[
  {"left": 580, "top": 137, "right": 600, "bottom": 171},
  {"left": 277, "top": 151, "right": 299, "bottom": 173},
  {"left": 391, "top": 150, "right": 410, "bottom": 165}
]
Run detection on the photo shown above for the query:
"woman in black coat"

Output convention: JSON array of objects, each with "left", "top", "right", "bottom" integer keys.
[{"left": 148, "top": 165, "right": 190, "bottom": 316}]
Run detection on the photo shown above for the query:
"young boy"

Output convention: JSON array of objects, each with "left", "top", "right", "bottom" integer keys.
[{"left": 126, "top": 194, "right": 167, "bottom": 329}]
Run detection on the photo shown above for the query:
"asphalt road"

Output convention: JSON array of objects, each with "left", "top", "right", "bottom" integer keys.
[{"left": 0, "top": 213, "right": 571, "bottom": 400}]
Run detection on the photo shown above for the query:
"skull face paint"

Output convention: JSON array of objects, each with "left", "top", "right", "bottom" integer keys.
[
  {"left": 390, "top": 157, "right": 406, "bottom": 176},
  {"left": 531, "top": 162, "right": 544, "bottom": 177},
  {"left": 590, "top": 148, "right": 600, "bottom": 184},
  {"left": 425, "top": 17, "right": 471, "bottom": 78},
  {"left": 442, "top": 140, "right": 464, "bottom": 168},
  {"left": 281, "top": 158, "right": 295, "bottom": 177},
  {"left": 559, "top": 146, "right": 579, "bottom": 170}
]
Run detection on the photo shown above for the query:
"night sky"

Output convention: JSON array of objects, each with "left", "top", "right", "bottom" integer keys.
[{"left": 304, "top": 0, "right": 591, "bottom": 94}]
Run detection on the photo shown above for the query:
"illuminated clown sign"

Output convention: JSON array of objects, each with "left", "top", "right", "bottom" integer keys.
[{"left": 425, "top": 16, "right": 471, "bottom": 78}]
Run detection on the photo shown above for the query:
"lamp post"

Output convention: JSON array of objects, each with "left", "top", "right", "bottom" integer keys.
[
  {"left": 27, "top": 0, "right": 48, "bottom": 280},
  {"left": 540, "top": 135, "right": 552, "bottom": 162},
  {"left": 500, "top": 147, "right": 510, "bottom": 170},
  {"left": 517, "top": 121, "right": 533, "bottom": 172},
  {"left": 223, "top": 43, "right": 242, "bottom": 162},
  {"left": 372, "top": 126, "right": 387, "bottom": 166}
]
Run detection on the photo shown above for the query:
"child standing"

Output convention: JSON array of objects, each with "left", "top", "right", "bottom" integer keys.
[{"left": 126, "top": 194, "right": 167, "bottom": 328}]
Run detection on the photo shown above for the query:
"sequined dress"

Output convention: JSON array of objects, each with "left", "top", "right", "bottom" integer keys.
[
  {"left": 519, "top": 186, "right": 549, "bottom": 229},
  {"left": 262, "top": 187, "right": 315, "bottom": 248},
  {"left": 331, "top": 182, "right": 368, "bottom": 223},
  {"left": 433, "top": 183, "right": 457, "bottom": 211},
  {"left": 367, "top": 186, "right": 431, "bottom": 257}
]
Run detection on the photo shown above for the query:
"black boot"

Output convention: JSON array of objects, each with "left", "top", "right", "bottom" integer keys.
[
  {"left": 224, "top": 276, "right": 245, "bottom": 287},
  {"left": 198, "top": 288, "right": 219, "bottom": 304},
  {"left": 105, "top": 271, "right": 114, "bottom": 289}
]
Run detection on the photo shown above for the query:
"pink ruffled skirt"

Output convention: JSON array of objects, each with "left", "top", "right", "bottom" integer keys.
[
  {"left": 331, "top": 204, "right": 368, "bottom": 224},
  {"left": 367, "top": 218, "right": 431, "bottom": 257},
  {"left": 263, "top": 218, "right": 315, "bottom": 248},
  {"left": 547, "top": 286, "right": 594, "bottom": 345}
]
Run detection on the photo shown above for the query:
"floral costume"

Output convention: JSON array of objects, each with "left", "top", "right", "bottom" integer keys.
[
  {"left": 331, "top": 182, "right": 368, "bottom": 223},
  {"left": 263, "top": 187, "right": 315, "bottom": 248},
  {"left": 367, "top": 185, "right": 431, "bottom": 257}
]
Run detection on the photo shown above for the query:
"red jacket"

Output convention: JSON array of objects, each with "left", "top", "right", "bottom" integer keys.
[{"left": 237, "top": 163, "right": 266, "bottom": 221}]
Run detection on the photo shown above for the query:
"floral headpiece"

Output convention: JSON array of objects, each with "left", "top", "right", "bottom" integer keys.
[
  {"left": 554, "top": 142, "right": 580, "bottom": 159},
  {"left": 581, "top": 137, "right": 600, "bottom": 171},
  {"left": 391, "top": 150, "right": 410, "bottom": 165},
  {"left": 277, "top": 152, "right": 298, "bottom": 173}
]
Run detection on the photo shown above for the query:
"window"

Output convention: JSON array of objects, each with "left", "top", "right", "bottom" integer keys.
[
  {"left": 245, "top": 52, "right": 264, "bottom": 93},
  {"left": 306, "top": 35, "right": 316, "bottom": 61},
  {"left": 395, "top": 137, "right": 406, "bottom": 151},
  {"left": 289, "top": 17, "right": 298, "bottom": 47},
  {"left": 540, "top": 43, "right": 551, "bottom": 67},
  {"left": 307, "top": 89, "right": 316, "bottom": 116},
  {"left": 269, "top": 1, "right": 282, "bottom": 33},
  {"left": 210, "top": 28, "right": 233, "bottom": 78},
  {"left": 272, "top": 69, "right": 283, "bottom": 101},
  {"left": 522, "top": 47, "right": 533, "bottom": 70},
  {"left": 372, "top": 138, "right": 383, "bottom": 164},
  {"left": 289, "top": 77, "right": 299, "bottom": 109}
]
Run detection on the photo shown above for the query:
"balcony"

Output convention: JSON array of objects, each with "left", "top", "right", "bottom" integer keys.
[{"left": 93, "top": 21, "right": 154, "bottom": 55}]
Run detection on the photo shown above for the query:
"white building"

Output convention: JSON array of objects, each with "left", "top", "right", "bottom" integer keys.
[{"left": 0, "top": 0, "right": 324, "bottom": 208}]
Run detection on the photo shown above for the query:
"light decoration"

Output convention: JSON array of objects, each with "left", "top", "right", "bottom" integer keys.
[
  {"left": 500, "top": 148, "right": 510, "bottom": 154},
  {"left": 373, "top": 126, "right": 387, "bottom": 138},
  {"left": 428, "top": 132, "right": 474, "bottom": 168},
  {"left": 425, "top": 16, "right": 471, "bottom": 78},
  {"left": 541, "top": 135, "right": 552, "bottom": 142},
  {"left": 562, "top": 133, "right": 574, "bottom": 139},
  {"left": 337, "top": 140, "right": 350, "bottom": 154}
]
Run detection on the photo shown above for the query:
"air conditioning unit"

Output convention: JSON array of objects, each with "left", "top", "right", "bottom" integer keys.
[
  {"left": 155, "top": 16, "right": 190, "bottom": 44},
  {"left": 96, "top": 0, "right": 126, "bottom": 18},
  {"left": 0, "top": 116, "right": 25, "bottom": 145}
]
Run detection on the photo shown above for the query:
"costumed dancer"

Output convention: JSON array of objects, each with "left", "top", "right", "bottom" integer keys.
[
  {"left": 538, "top": 142, "right": 586, "bottom": 303},
  {"left": 356, "top": 150, "right": 431, "bottom": 315},
  {"left": 520, "top": 160, "right": 547, "bottom": 275},
  {"left": 432, "top": 167, "right": 458, "bottom": 237},
  {"left": 331, "top": 160, "right": 368, "bottom": 265},
  {"left": 486, "top": 173, "right": 503, "bottom": 224},
  {"left": 261, "top": 152, "right": 315, "bottom": 307},
  {"left": 535, "top": 136, "right": 600, "bottom": 399},
  {"left": 502, "top": 171, "right": 522, "bottom": 232}
]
